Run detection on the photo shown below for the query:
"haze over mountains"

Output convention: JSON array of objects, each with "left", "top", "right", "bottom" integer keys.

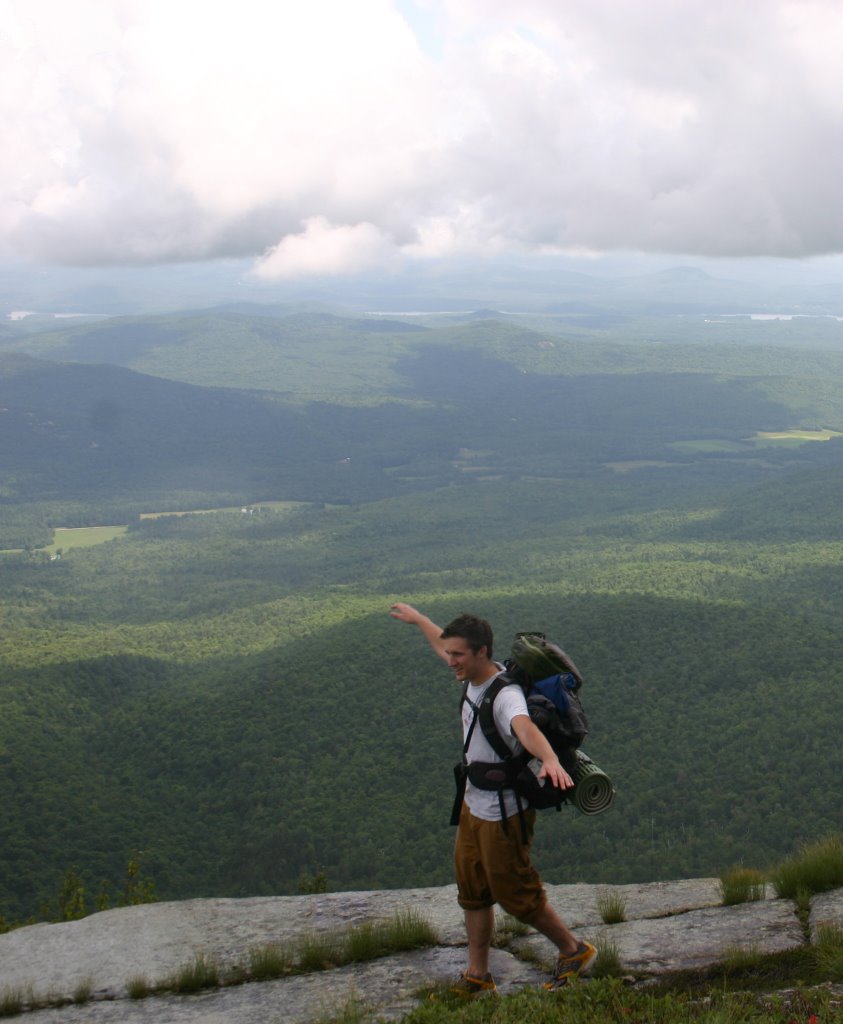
[{"left": 6, "top": 252, "right": 843, "bottom": 321}]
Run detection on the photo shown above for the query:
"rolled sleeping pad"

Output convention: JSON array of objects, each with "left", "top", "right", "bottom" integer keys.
[{"left": 570, "top": 750, "right": 615, "bottom": 815}]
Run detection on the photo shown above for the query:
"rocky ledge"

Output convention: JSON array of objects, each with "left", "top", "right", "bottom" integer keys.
[{"left": 1, "top": 880, "right": 842, "bottom": 1023}]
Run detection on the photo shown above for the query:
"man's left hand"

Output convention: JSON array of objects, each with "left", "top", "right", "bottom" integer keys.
[{"left": 539, "top": 758, "right": 574, "bottom": 790}]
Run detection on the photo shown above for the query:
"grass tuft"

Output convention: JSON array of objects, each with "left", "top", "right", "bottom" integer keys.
[
  {"left": 375, "top": 907, "right": 438, "bottom": 953},
  {"left": 494, "top": 911, "right": 529, "bottom": 942},
  {"left": 72, "top": 977, "right": 93, "bottom": 1004},
  {"left": 769, "top": 836, "right": 843, "bottom": 899},
  {"left": 814, "top": 921, "right": 843, "bottom": 975},
  {"left": 345, "top": 921, "right": 397, "bottom": 963},
  {"left": 297, "top": 908, "right": 437, "bottom": 972},
  {"left": 719, "top": 942, "right": 765, "bottom": 973},
  {"left": 314, "top": 994, "right": 375, "bottom": 1024},
  {"left": 815, "top": 920, "right": 843, "bottom": 948},
  {"left": 596, "top": 888, "right": 628, "bottom": 923},
  {"left": 165, "top": 952, "right": 220, "bottom": 994},
  {"left": 296, "top": 930, "right": 341, "bottom": 972},
  {"left": 718, "top": 866, "right": 767, "bottom": 906},
  {"left": 118, "top": 909, "right": 438, "bottom": 1003},
  {"left": 248, "top": 942, "right": 294, "bottom": 980},
  {"left": 590, "top": 936, "right": 621, "bottom": 978},
  {"left": 126, "top": 974, "right": 150, "bottom": 999},
  {"left": 0, "top": 988, "right": 24, "bottom": 1019},
  {"left": 794, "top": 884, "right": 813, "bottom": 919}
]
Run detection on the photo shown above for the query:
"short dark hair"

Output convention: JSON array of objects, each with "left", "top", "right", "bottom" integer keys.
[{"left": 440, "top": 613, "right": 494, "bottom": 659}]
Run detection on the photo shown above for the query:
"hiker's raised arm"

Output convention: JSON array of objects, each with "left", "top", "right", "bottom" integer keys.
[{"left": 389, "top": 603, "right": 449, "bottom": 662}]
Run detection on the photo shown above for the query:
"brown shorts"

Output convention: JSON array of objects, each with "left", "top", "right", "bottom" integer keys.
[{"left": 453, "top": 804, "right": 546, "bottom": 922}]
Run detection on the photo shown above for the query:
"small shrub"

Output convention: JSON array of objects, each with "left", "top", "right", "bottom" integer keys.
[
  {"left": 596, "top": 888, "right": 627, "bottom": 924},
  {"left": 770, "top": 836, "right": 843, "bottom": 899},
  {"left": 298, "top": 869, "right": 329, "bottom": 894},
  {"left": 121, "top": 852, "right": 157, "bottom": 906},
  {"left": 126, "top": 975, "right": 150, "bottom": 1000},
  {"left": 719, "top": 866, "right": 766, "bottom": 906},
  {"left": 166, "top": 953, "right": 220, "bottom": 994},
  {"left": 249, "top": 942, "right": 294, "bottom": 980},
  {"left": 57, "top": 867, "right": 88, "bottom": 921}
]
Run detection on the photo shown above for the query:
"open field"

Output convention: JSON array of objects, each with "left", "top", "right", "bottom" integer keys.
[
  {"left": 668, "top": 429, "right": 843, "bottom": 454},
  {"left": 752, "top": 428, "right": 843, "bottom": 443},
  {"left": 0, "top": 502, "right": 311, "bottom": 555},
  {"left": 47, "top": 526, "right": 128, "bottom": 554},
  {"left": 0, "top": 525, "right": 129, "bottom": 556},
  {"left": 139, "top": 500, "right": 307, "bottom": 519},
  {"left": 667, "top": 440, "right": 749, "bottom": 453}
]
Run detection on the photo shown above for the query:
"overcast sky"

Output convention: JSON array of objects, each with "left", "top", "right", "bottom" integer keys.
[{"left": 4, "top": 0, "right": 843, "bottom": 279}]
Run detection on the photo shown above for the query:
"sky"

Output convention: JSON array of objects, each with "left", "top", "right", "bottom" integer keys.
[{"left": 4, "top": 0, "right": 843, "bottom": 281}]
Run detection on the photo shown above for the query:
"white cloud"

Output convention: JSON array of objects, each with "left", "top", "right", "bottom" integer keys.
[
  {"left": 3, "top": 0, "right": 843, "bottom": 272},
  {"left": 253, "top": 217, "right": 395, "bottom": 278}
]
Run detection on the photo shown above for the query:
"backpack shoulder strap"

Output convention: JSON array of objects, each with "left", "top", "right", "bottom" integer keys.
[
  {"left": 475, "top": 673, "right": 520, "bottom": 761},
  {"left": 458, "top": 682, "right": 473, "bottom": 757},
  {"left": 451, "top": 682, "right": 474, "bottom": 827}
]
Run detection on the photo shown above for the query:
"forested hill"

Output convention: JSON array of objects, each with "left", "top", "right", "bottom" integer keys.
[
  {"left": 4, "top": 320, "right": 843, "bottom": 524},
  {"left": 9, "top": 305, "right": 843, "bottom": 401},
  {"left": 0, "top": 351, "right": 326, "bottom": 508},
  {"left": 1, "top": 308, "right": 843, "bottom": 923}
]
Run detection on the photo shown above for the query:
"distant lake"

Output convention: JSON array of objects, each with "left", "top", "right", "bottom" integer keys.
[
  {"left": 715, "top": 313, "right": 843, "bottom": 321},
  {"left": 6, "top": 310, "right": 110, "bottom": 320}
]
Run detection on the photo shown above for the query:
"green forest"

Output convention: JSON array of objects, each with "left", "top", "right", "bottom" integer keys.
[{"left": 1, "top": 307, "right": 842, "bottom": 922}]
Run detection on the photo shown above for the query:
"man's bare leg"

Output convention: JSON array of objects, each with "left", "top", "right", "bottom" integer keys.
[
  {"left": 464, "top": 906, "right": 495, "bottom": 976},
  {"left": 526, "top": 901, "right": 580, "bottom": 954}
]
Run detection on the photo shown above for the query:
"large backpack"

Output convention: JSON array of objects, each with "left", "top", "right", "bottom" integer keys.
[
  {"left": 506, "top": 631, "right": 590, "bottom": 766},
  {"left": 450, "top": 632, "right": 594, "bottom": 840}
]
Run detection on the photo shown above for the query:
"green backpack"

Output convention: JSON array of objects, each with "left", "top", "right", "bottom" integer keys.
[{"left": 506, "top": 631, "right": 590, "bottom": 756}]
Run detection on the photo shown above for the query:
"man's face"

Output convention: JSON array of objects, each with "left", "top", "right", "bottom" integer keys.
[{"left": 443, "top": 637, "right": 488, "bottom": 683}]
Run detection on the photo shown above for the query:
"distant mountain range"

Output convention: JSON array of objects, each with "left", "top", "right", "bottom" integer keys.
[{"left": 5, "top": 254, "right": 843, "bottom": 317}]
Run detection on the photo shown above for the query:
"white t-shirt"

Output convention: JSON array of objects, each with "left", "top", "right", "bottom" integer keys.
[{"left": 461, "top": 672, "right": 529, "bottom": 820}]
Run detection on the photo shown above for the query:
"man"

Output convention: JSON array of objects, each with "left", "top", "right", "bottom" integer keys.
[{"left": 390, "top": 602, "right": 596, "bottom": 996}]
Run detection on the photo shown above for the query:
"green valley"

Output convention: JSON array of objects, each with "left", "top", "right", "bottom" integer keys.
[{"left": 1, "top": 307, "right": 842, "bottom": 922}]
